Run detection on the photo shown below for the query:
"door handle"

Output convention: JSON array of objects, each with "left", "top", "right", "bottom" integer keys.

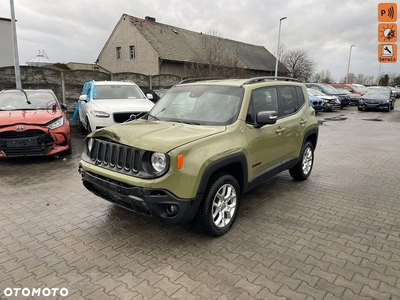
[
  {"left": 299, "top": 118, "right": 307, "bottom": 124},
  {"left": 276, "top": 127, "right": 285, "bottom": 135}
]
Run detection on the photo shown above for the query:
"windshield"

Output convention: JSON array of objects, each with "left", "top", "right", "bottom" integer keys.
[
  {"left": 148, "top": 85, "right": 244, "bottom": 125},
  {"left": 94, "top": 85, "right": 145, "bottom": 100},
  {"left": 365, "top": 89, "right": 390, "bottom": 98},
  {"left": 353, "top": 85, "right": 369, "bottom": 92},
  {"left": 0, "top": 91, "right": 59, "bottom": 110},
  {"left": 322, "top": 85, "right": 340, "bottom": 93}
]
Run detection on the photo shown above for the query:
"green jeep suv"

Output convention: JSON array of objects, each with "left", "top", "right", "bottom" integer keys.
[{"left": 79, "top": 77, "right": 319, "bottom": 236}]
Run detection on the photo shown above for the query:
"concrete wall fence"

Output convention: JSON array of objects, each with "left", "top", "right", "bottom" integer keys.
[{"left": 0, "top": 66, "right": 181, "bottom": 124}]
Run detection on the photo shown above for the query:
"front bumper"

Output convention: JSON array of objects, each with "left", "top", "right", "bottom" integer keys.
[
  {"left": 0, "top": 124, "right": 70, "bottom": 158},
  {"left": 349, "top": 98, "right": 360, "bottom": 106},
  {"left": 323, "top": 102, "right": 341, "bottom": 111},
  {"left": 358, "top": 102, "right": 390, "bottom": 110},
  {"left": 79, "top": 165, "right": 202, "bottom": 224}
]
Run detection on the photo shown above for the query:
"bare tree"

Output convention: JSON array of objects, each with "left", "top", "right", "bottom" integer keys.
[
  {"left": 354, "top": 74, "right": 375, "bottom": 85},
  {"left": 190, "top": 28, "right": 246, "bottom": 78},
  {"left": 310, "top": 69, "right": 333, "bottom": 83},
  {"left": 280, "top": 47, "right": 316, "bottom": 82}
]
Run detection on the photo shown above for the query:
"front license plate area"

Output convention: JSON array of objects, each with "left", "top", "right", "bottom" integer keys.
[{"left": 6, "top": 138, "right": 39, "bottom": 148}]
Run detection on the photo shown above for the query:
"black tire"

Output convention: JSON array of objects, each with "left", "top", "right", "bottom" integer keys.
[
  {"left": 195, "top": 173, "right": 240, "bottom": 236},
  {"left": 85, "top": 117, "right": 92, "bottom": 133},
  {"left": 289, "top": 142, "right": 314, "bottom": 181},
  {"left": 386, "top": 105, "right": 390, "bottom": 112},
  {"left": 80, "top": 121, "right": 86, "bottom": 133},
  {"left": 358, "top": 106, "right": 362, "bottom": 111}
]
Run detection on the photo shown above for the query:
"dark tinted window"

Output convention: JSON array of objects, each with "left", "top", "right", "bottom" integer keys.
[
  {"left": 279, "top": 86, "right": 301, "bottom": 117},
  {"left": 246, "top": 87, "right": 278, "bottom": 124}
]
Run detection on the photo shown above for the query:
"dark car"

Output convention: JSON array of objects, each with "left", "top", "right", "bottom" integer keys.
[
  {"left": 304, "top": 83, "right": 350, "bottom": 108},
  {"left": 0, "top": 89, "right": 71, "bottom": 158},
  {"left": 358, "top": 87, "right": 395, "bottom": 112},
  {"left": 335, "top": 88, "right": 361, "bottom": 106}
]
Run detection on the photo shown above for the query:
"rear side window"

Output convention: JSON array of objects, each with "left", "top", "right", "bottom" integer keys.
[{"left": 278, "top": 86, "right": 304, "bottom": 117}]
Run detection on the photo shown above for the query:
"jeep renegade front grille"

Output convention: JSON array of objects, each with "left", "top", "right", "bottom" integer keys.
[{"left": 89, "top": 139, "right": 141, "bottom": 173}]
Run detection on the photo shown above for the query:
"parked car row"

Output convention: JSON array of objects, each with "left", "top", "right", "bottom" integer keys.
[
  {"left": 304, "top": 83, "right": 351, "bottom": 108},
  {"left": 0, "top": 79, "right": 398, "bottom": 160},
  {"left": 305, "top": 82, "right": 399, "bottom": 113}
]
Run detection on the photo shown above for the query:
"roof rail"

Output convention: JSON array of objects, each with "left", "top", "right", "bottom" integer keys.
[
  {"left": 243, "top": 76, "right": 300, "bottom": 85},
  {"left": 179, "top": 77, "right": 226, "bottom": 84}
]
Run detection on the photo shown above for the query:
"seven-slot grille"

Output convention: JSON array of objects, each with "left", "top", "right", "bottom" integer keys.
[{"left": 89, "top": 139, "right": 141, "bottom": 174}]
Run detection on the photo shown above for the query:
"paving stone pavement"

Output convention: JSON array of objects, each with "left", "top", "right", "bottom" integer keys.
[{"left": 1, "top": 106, "right": 400, "bottom": 300}]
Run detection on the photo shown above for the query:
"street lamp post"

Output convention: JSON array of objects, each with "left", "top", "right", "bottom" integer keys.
[
  {"left": 10, "top": 0, "right": 22, "bottom": 89},
  {"left": 345, "top": 45, "right": 355, "bottom": 84},
  {"left": 274, "top": 17, "right": 287, "bottom": 78}
]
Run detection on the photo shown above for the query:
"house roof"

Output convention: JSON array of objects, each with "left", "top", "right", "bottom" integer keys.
[{"left": 126, "top": 15, "right": 287, "bottom": 73}]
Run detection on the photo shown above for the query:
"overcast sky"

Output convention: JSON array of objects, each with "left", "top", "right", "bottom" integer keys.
[{"left": 1, "top": 0, "right": 398, "bottom": 82}]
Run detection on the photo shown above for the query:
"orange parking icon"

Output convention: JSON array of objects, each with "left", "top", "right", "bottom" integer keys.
[{"left": 378, "top": 3, "right": 397, "bottom": 22}]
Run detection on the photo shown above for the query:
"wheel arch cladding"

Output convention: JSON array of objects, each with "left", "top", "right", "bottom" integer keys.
[{"left": 197, "top": 153, "right": 248, "bottom": 196}]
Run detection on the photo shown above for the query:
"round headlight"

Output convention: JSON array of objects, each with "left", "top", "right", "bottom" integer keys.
[
  {"left": 87, "top": 138, "right": 94, "bottom": 152},
  {"left": 151, "top": 152, "right": 167, "bottom": 172}
]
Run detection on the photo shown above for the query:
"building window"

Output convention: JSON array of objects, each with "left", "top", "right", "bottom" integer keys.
[
  {"left": 116, "top": 47, "right": 121, "bottom": 60},
  {"left": 129, "top": 45, "right": 135, "bottom": 59}
]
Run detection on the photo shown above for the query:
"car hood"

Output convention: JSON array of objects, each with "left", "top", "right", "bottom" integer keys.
[
  {"left": 87, "top": 99, "right": 154, "bottom": 112},
  {"left": 309, "top": 96, "right": 320, "bottom": 101},
  {"left": 0, "top": 109, "right": 63, "bottom": 126},
  {"left": 90, "top": 119, "right": 226, "bottom": 153}
]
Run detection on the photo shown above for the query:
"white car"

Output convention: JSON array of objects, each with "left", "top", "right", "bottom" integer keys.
[{"left": 78, "top": 81, "right": 154, "bottom": 132}]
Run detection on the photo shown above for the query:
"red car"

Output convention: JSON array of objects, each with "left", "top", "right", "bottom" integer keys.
[{"left": 0, "top": 89, "right": 71, "bottom": 158}]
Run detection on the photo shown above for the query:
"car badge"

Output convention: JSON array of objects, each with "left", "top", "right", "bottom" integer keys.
[{"left": 16, "top": 125, "right": 24, "bottom": 131}]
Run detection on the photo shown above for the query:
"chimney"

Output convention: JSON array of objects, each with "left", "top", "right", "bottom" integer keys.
[{"left": 145, "top": 16, "right": 156, "bottom": 22}]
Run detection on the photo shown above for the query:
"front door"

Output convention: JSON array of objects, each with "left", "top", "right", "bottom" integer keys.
[{"left": 245, "top": 87, "right": 286, "bottom": 183}]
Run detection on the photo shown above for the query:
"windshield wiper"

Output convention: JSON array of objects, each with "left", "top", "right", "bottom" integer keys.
[
  {"left": 173, "top": 119, "right": 200, "bottom": 125},
  {"left": 148, "top": 107, "right": 166, "bottom": 121},
  {"left": 20, "top": 89, "right": 31, "bottom": 105},
  {"left": 148, "top": 114, "right": 160, "bottom": 121}
]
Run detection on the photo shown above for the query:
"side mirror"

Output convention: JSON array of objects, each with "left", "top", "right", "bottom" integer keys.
[
  {"left": 146, "top": 93, "right": 154, "bottom": 100},
  {"left": 79, "top": 94, "right": 88, "bottom": 102},
  {"left": 254, "top": 111, "right": 278, "bottom": 128},
  {"left": 61, "top": 103, "right": 68, "bottom": 110}
]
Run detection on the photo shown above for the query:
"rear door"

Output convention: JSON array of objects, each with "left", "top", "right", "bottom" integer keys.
[{"left": 277, "top": 85, "right": 308, "bottom": 160}]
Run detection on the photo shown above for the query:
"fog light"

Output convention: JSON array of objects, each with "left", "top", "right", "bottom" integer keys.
[{"left": 166, "top": 204, "right": 178, "bottom": 216}]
